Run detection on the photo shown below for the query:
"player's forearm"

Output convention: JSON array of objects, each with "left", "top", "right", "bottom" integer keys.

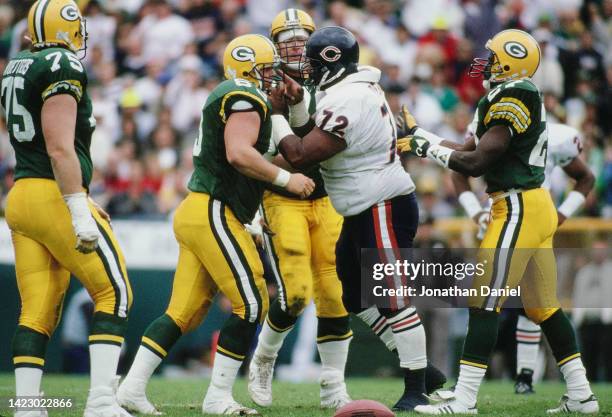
[
  {"left": 293, "top": 119, "right": 316, "bottom": 137},
  {"left": 557, "top": 173, "right": 594, "bottom": 219},
  {"left": 271, "top": 154, "right": 295, "bottom": 171},
  {"left": 227, "top": 145, "right": 283, "bottom": 183},
  {"left": 573, "top": 169, "right": 595, "bottom": 197},
  {"left": 278, "top": 135, "right": 320, "bottom": 169},
  {"left": 439, "top": 140, "right": 466, "bottom": 151},
  {"left": 451, "top": 171, "right": 472, "bottom": 195},
  {"left": 49, "top": 149, "right": 84, "bottom": 195},
  {"left": 448, "top": 151, "right": 489, "bottom": 177},
  {"left": 273, "top": 115, "right": 321, "bottom": 169}
]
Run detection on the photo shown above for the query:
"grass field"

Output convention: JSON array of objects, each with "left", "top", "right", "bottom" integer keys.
[{"left": 0, "top": 375, "right": 610, "bottom": 416}]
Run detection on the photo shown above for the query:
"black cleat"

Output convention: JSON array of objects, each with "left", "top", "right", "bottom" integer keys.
[
  {"left": 392, "top": 393, "right": 429, "bottom": 412},
  {"left": 514, "top": 368, "right": 535, "bottom": 394},
  {"left": 425, "top": 361, "right": 447, "bottom": 395}
]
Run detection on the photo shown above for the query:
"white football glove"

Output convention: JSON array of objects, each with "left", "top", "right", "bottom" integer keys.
[{"left": 64, "top": 192, "right": 100, "bottom": 254}]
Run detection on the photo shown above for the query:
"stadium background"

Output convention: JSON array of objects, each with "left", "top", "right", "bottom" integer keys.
[{"left": 0, "top": 0, "right": 611, "bottom": 384}]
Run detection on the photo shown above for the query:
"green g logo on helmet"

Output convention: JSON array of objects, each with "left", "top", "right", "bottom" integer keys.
[
  {"left": 60, "top": 4, "right": 80, "bottom": 21},
  {"left": 503, "top": 41, "right": 528, "bottom": 59},
  {"left": 231, "top": 46, "right": 256, "bottom": 62}
]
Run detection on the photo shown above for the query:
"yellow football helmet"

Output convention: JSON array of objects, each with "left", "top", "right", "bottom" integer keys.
[
  {"left": 27, "top": 0, "right": 87, "bottom": 55},
  {"left": 270, "top": 9, "right": 316, "bottom": 72},
  {"left": 270, "top": 8, "right": 316, "bottom": 40},
  {"left": 223, "top": 34, "right": 280, "bottom": 90},
  {"left": 470, "top": 29, "right": 541, "bottom": 86}
]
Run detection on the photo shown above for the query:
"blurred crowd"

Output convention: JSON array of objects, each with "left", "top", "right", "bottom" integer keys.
[{"left": 0, "top": 0, "right": 611, "bottom": 220}]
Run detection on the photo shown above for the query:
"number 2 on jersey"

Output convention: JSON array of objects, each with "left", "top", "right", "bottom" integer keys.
[{"left": 320, "top": 109, "right": 348, "bottom": 137}]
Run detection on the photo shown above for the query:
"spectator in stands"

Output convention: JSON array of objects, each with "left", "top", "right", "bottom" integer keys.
[
  {"left": 572, "top": 240, "right": 612, "bottom": 381},
  {"left": 532, "top": 28, "right": 565, "bottom": 98},
  {"left": 423, "top": 66, "right": 460, "bottom": 113},
  {"left": 462, "top": 0, "right": 501, "bottom": 56},
  {"left": 401, "top": 65, "right": 445, "bottom": 132},
  {"left": 106, "top": 159, "right": 160, "bottom": 218},
  {"left": 164, "top": 54, "right": 210, "bottom": 135},
  {"left": 83, "top": 1, "right": 116, "bottom": 65},
  {"left": 418, "top": 16, "right": 460, "bottom": 66},
  {"left": 452, "top": 38, "right": 484, "bottom": 106},
  {"left": 401, "top": 0, "right": 464, "bottom": 38},
  {"left": 130, "top": 0, "right": 194, "bottom": 66}
]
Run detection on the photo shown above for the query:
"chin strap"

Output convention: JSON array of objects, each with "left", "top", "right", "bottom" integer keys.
[{"left": 319, "top": 67, "right": 346, "bottom": 88}]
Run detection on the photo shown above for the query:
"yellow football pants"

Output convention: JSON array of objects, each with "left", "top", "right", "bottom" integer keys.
[
  {"left": 165, "top": 192, "right": 269, "bottom": 333},
  {"left": 5, "top": 179, "right": 132, "bottom": 337},
  {"left": 471, "top": 188, "right": 560, "bottom": 323},
  {"left": 261, "top": 191, "right": 347, "bottom": 318}
]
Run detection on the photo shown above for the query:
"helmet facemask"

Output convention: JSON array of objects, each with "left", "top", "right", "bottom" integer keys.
[
  {"left": 276, "top": 28, "right": 310, "bottom": 76},
  {"left": 65, "top": 16, "right": 88, "bottom": 59},
  {"left": 469, "top": 50, "right": 503, "bottom": 89},
  {"left": 299, "top": 52, "right": 323, "bottom": 87},
  {"left": 299, "top": 52, "right": 349, "bottom": 89},
  {"left": 248, "top": 60, "right": 281, "bottom": 93}
]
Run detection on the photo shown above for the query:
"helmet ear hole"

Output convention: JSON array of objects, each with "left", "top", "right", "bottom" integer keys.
[{"left": 504, "top": 65, "right": 510, "bottom": 71}]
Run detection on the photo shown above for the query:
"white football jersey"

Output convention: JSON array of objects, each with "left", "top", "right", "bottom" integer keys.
[
  {"left": 314, "top": 66, "right": 415, "bottom": 216},
  {"left": 543, "top": 122, "right": 581, "bottom": 189}
]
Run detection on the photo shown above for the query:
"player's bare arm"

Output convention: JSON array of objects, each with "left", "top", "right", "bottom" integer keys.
[
  {"left": 42, "top": 95, "right": 82, "bottom": 195},
  {"left": 277, "top": 126, "right": 346, "bottom": 169},
  {"left": 396, "top": 101, "right": 510, "bottom": 177},
  {"left": 562, "top": 157, "right": 595, "bottom": 200},
  {"left": 42, "top": 94, "right": 100, "bottom": 253},
  {"left": 557, "top": 156, "right": 595, "bottom": 225},
  {"left": 268, "top": 83, "right": 347, "bottom": 169},
  {"left": 225, "top": 110, "right": 315, "bottom": 198},
  {"left": 446, "top": 125, "right": 511, "bottom": 176}
]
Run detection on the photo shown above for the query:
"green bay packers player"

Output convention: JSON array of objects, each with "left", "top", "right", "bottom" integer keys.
[
  {"left": 3, "top": 1, "right": 133, "bottom": 416},
  {"left": 247, "top": 9, "right": 352, "bottom": 410},
  {"left": 397, "top": 29, "right": 599, "bottom": 414},
  {"left": 452, "top": 121, "right": 594, "bottom": 395},
  {"left": 117, "top": 34, "right": 314, "bottom": 415}
]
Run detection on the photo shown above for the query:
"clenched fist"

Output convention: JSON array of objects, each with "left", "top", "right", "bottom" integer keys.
[{"left": 286, "top": 173, "right": 315, "bottom": 199}]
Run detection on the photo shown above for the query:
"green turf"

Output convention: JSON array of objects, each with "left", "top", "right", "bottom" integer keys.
[{"left": 0, "top": 374, "right": 610, "bottom": 416}]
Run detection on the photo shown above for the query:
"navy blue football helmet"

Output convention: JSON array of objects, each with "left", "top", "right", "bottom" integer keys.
[{"left": 300, "top": 26, "right": 359, "bottom": 88}]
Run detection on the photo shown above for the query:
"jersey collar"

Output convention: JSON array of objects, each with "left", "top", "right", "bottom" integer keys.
[{"left": 323, "top": 65, "right": 381, "bottom": 93}]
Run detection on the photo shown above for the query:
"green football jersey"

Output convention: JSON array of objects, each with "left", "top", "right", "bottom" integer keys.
[
  {"left": 188, "top": 78, "right": 272, "bottom": 224},
  {"left": 266, "top": 84, "right": 327, "bottom": 200},
  {"left": 474, "top": 78, "right": 547, "bottom": 193},
  {"left": 1, "top": 47, "right": 94, "bottom": 187}
]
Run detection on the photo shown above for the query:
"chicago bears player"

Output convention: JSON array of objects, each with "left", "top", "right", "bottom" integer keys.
[
  {"left": 397, "top": 29, "right": 598, "bottom": 414},
  {"left": 248, "top": 9, "right": 353, "bottom": 410},
  {"left": 452, "top": 121, "right": 595, "bottom": 395},
  {"left": 267, "top": 26, "right": 434, "bottom": 411}
]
